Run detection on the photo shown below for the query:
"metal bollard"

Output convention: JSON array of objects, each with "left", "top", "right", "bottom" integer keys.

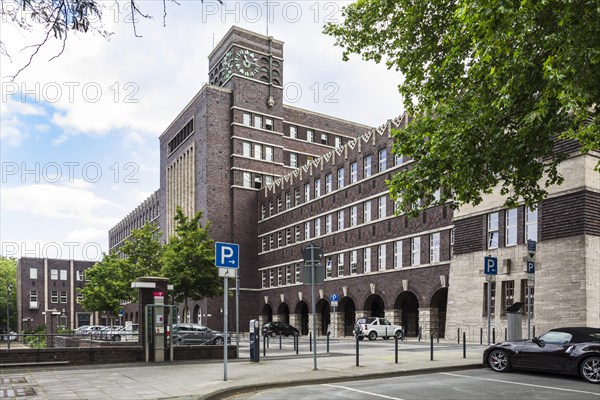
[
  {"left": 418, "top": 326, "right": 422, "bottom": 342},
  {"left": 504, "top": 327, "right": 507, "bottom": 341},
  {"left": 430, "top": 334, "right": 434, "bottom": 361},
  {"left": 309, "top": 332, "right": 312, "bottom": 352},
  {"left": 458, "top": 328, "right": 461, "bottom": 344},
  {"left": 263, "top": 335, "right": 266, "bottom": 357},
  {"left": 480, "top": 328, "right": 483, "bottom": 345},
  {"left": 395, "top": 335, "right": 398, "bottom": 364},
  {"left": 463, "top": 332, "right": 466, "bottom": 358},
  {"left": 356, "top": 335, "right": 360, "bottom": 367},
  {"left": 326, "top": 332, "right": 330, "bottom": 353},
  {"left": 533, "top": 326, "right": 536, "bottom": 338},
  {"left": 437, "top": 332, "right": 439, "bottom": 344},
  {"left": 279, "top": 331, "right": 282, "bottom": 349},
  {"left": 492, "top": 328, "right": 496, "bottom": 344},
  {"left": 296, "top": 333, "right": 299, "bottom": 355}
]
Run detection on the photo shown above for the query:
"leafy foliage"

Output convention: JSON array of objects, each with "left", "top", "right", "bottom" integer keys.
[
  {"left": 161, "top": 206, "right": 221, "bottom": 321},
  {"left": 0, "top": 256, "right": 17, "bottom": 332},
  {"left": 325, "top": 0, "right": 599, "bottom": 216}
]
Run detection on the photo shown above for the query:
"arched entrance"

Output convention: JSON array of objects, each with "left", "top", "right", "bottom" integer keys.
[
  {"left": 316, "top": 299, "right": 330, "bottom": 336},
  {"left": 277, "top": 302, "right": 290, "bottom": 323},
  {"left": 395, "top": 291, "right": 419, "bottom": 337},
  {"left": 430, "top": 288, "right": 448, "bottom": 338},
  {"left": 339, "top": 297, "right": 356, "bottom": 336},
  {"left": 261, "top": 304, "right": 273, "bottom": 323},
  {"left": 295, "top": 301, "right": 309, "bottom": 335},
  {"left": 364, "top": 294, "right": 385, "bottom": 317}
]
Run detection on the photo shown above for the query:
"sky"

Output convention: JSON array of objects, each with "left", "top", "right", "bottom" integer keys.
[{"left": 0, "top": 0, "right": 404, "bottom": 261}]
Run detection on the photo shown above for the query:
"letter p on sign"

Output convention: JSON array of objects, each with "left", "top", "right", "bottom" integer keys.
[{"left": 215, "top": 242, "right": 239, "bottom": 269}]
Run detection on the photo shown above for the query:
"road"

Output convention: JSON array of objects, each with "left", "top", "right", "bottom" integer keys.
[{"left": 228, "top": 368, "right": 599, "bottom": 400}]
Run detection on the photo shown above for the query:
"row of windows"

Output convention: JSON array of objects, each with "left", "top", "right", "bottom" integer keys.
[
  {"left": 167, "top": 118, "right": 194, "bottom": 154},
  {"left": 242, "top": 112, "right": 274, "bottom": 131},
  {"left": 487, "top": 207, "right": 538, "bottom": 249},
  {"left": 242, "top": 141, "right": 274, "bottom": 162},
  {"left": 30, "top": 268, "right": 85, "bottom": 281},
  {"left": 483, "top": 280, "right": 534, "bottom": 317},
  {"left": 29, "top": 290, "right": 84, "bottom": 303},
  {"left": 261, "top": 234, "right": 446, "bottom": 288},
  {"left": 261, "top": 149, "right": 410, "bottom": 219},
  {"left": 242, "top": 172, "right": 276, "bottom": 189},
  {"left": 288, "top": 124, "right": 343, "bottom": 148}
]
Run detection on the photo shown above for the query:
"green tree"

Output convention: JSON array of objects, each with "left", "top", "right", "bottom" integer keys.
[
  {"left": 0, "top": 256, "right": 17, "bottom": 332},
  {"left": 79, "top": 222, "right": 164, "bottom": 313},
  {"left": 325, "top": 0, "right": 599, "bottom": 216},
  {"left": 161, "top": 207, "right": 220, "bottom": 322}
]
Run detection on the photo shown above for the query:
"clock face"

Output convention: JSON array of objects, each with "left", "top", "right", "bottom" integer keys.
[{"left": 234, "top": 49, "right": 259, "bottom": 77}]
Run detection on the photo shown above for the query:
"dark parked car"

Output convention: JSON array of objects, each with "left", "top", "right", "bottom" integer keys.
[
  {"left": 484, "top": 327, "right": 600, "bottom": 384},
  {"left": 262, "top": 322, "right": 299, "bottom": 337},
  {"left": 172, "top": 323, "right": 227, "bottom": 345}
]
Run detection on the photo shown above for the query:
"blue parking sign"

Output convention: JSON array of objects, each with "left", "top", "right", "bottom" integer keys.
[
  {"left": 215, "top": 242, "right": 239, "bottom": 269},
  {"left": 484, "top": 256, "right": 498, "bottom": 275}
]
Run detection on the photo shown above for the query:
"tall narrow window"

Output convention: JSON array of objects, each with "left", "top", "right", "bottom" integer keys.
[
  {"left": 326, "top": 257, "right": 333, "bottom": 278},
  {"left": 521, "top": 280, "right": 534, "bottom": 316},
  {"left": 337, "top": 253, "right": 344, "bottom": 276},
  {"left": 487, "top": 212, "right": 499, "bottom": 249},
  {"left": 254, "top": 115, "right": 262, "bottom": 129},
  {"left": 430, "top": 232, "right": 440, "bottom": 263},
  {"left": 295, "top": 225, "right": 300, "bottom": 242},
  {"left": 364, "top": 155, "right": 372, "bottom": 178},
  {"left": 350, "top": 162, "right": 358, "bottom": 183},
  {"left": 265, "top": 118, "right": 273, "bottom": 131},
  {"left": 337, "top": 210, "right": 344, "bottom": 230},
  {"left": 243, "top": 113, "right": 251, "bottom": 126},
  {"left": 294, "top": 188, "right": 300, "bottom": 206},
  {"left": 286, "top": 265, "right": 291, "bottom": 285},
  {"left": 321, "top": 133, "right": 328, "bottom": 145},
  {"left": 278, "top": 268, "right": 283, "bottom": 286},
  {"left": 411, "top": 237, "right": 421, "bottom": 266},
  {"left": 277, "top": 197, "right": 282, "bottom": 212},
  {"left": 395, "top": 153, "right": 404, "bottom": 165},
  {"left": 314, "top": 178, "right": 321, "bottom": 198},
  {"left": 285, "top": 192, "right": 291, "bottom": 209},
  {"left": 254, "top": 143, "right": 262, "bottom": 160},
  {"left": 254, "top": 174, "right": 262, "bottom": 189},
  {"left": 76, "top": 270, "right": 84, "bottom": 281},
  {"left": 394, "top": 241, "right": 403, "bottom": 269},
  {"left": 378, "top": 148, "right": 387, "bottom": 172},
  {"left": 326, "top": 214, "right": 333, "bottom": 234},
  {"left": 378, "top": 244, "right": 386, "bottom": 271},
  {"left": 285, "top": 228, "right": 291, "bottom": 245},
  {"left": 525, "top": 207, "right": 538, "bottom": 242},
  {"left": 290, "top": 153, "right": 298, "bottom": 167},
  {"left": 350, "top": 206, "right": 358, "bottom": 226},
  {"left": 502, "top": 280, "right": 515, "bottom": 314},
  {"left": 290, "top": 125, "right": 297, "bottom": 138},
  {"left": 262, "top": 237, "right": 267, "bottom": 252},
  {"left": 378, "top": 195, "right": 387, "bottom": 219},
  {"left": 364, "top": 248, "right": 372, "bottom": 273},
  {"left": 304, "top": 183, "right": 310, "bottom": 202},
  {"left": 305, "top": 221, "right": 311, "bottom": 240},
  {"left": 270, "top": 269, "right": 275, "bottom": 286},
  {"left": 269, "top": 201, "right": 273, "bottom": 216},
  {"left": 242, "top": 142, "right": 251, "bottom": 157},
  {"left": 262, "top": 271, "right": 266, "bottom": 288},
  {"left": 307, "top": 129, "right": 314, "bottom": 142},
  {"left": 450, "top": 228, "right": 455, "bottom": 256},
  {"left": 277, "top": 231, "right": 282, "bottom": 247},
  {"left": 337, "top": 167, "right": 345, "bottom": 189},
  {"left": 335, "top": 137, "right": 342, "bottom": 148},
  {"left": 30, "top": 268, "right": 37, "bottom": 279},
  {"left": 325, "top": 173, "right": 333, "bottom": 193},
  {"left": 261, "top": 204, "right": 266, "bottom": 219},
  {"left": 242, "top": 172, "right": 252, "bottom": 188},
  {"left": 506, "top": 208, "right": 517, "bottom": 246},
  {"left": 265, "top": 146, "right": 273, "bottom": 162},
  {"left": 484, "top": 282, "right": 497, "bottom": 317},
  {"left": 364, "top": 200, "right": 372, "bottom": 223},
  {"left": 350, "top": 251, "right": 358, "bottom": 274},
  {"left": 314, "top": 218, "right": 321, "bottom": 237},
  {"left": 295, "top": 264, "right": 302, "bottom": 283}
]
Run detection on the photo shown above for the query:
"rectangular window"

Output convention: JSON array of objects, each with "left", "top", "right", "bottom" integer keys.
[
  {"left": 242, "top": 142, "right": 251, "bottom": 157},
  {"left": 285, "top": 192, "right": 291, "bottom": 209},
  {"left": 321, "top": 133, "right": 328, "bottom": 145},
  {"left": 277, "top": 197, "right": 282, "bottom": 212},
  {"left": 430, "top": 232, "right": 440, "bottom": 263},
  {"left": 305, "top": 221, "right": 311, "bottom": 240},
  {"left": 502, "top": 280, "right": 515, "bottom": 314},
  {"left": 378, "top": 148, "right": 387, "bottom": 172},
  {"left": 304, "top": 183, "right": 310, "bottom": 202},
  {"left": 350, "top": 162, "right": 358, "bottom": 183},
  {"left": 278, "top": 268, "right": 283, "bottom": 286},
  {"left": 364, "top": 248, "right": 372, "bottom": 273},
  {"left": 265, "top": 118, "right": 274, "bottom": 131},
  {"left": 394, "top": 241, "right": 403, "bottom": 269},
  {"left": 506, "top": 208, "right": 517, "bottom": 246},
  {"left": 254, "top": 115, "right": 262, "bottom": 129},
  {"left": 325, "top": 173, "right": 333, "bottom": 193},
  {"left": 326, "top": 257, "right": 333, "bottom": 278},
  {"left": 337, "top": 210, "right": 344, "bottom": 230},
  {"left": 488, "top": 212, "right": 499, "bottom": 249},
  {"left": 265, "top": 176, "right": 273, "bottom": 186},
  {"left": 395, "top": 153, "right": 404, "bottom": 166},
  {"left": 484, "top": 282, "right": 497, "bottom": 317},
  {"left": 254, "top": 143, "right": 262, "bottom": 160},
  {"left": 378, "top": 195, "right": 387, "bottom": 219},
  {"left": 243, "top": 113, "right": 251, "bottom": 126},
  {"left": 262, "top": 271, "right": 266, "bottom": 288},
  {"left": 60, "top": 270, "right": 67, "bottom": 281},
  {"left": 265, "top": 146, "right": 274, "bottom": 162},
  {"left": 335, "top": 137, "right": 342, "bottom": 148},
  {"left": 286, "top": 228, "right": 291, "bottom": 245},
  {"left": 261, "top": 204, "right": 266, "bottom": 219},
  {"left": 351, "top": 251, "right": 358, "bottom": 275},
  {"left": 378, "top": 244, "right": 386, "bottom": 271},
  {"left": 269, "top": 201, "right": 273, "bottom": 216},
  {"left": 525, "top": 207, "right": 538, "bottom": 242},
  {"left": 337, "top": 167, "right": 345, "bottom": 189},
  {"left": 277, "top": 231, "right": 282, "bottom": 247},
  {"left": 286, "top": 265, "right": 292, "bottom": 285},
  {"left": 364, "top": 155, "right": 372, "bottom": 178},
  {"left": 290, "top": 125, "right": 297, "bottom": 138},
  {"left": 411, "top": 237, "right": 421, "bottom": 266},
  {"left": 76, "top": 293, "right": 84, "bottom": 303},
  {"left": 337, "top": 253, "right": 344, "bottom": 276},
  {"left": 364, "top": 200, "right": 372, "bottom": 223},
  {"left": 51, "top": 290, "right": 58, "bottom": 303},
  {"left": 294, "top": 188, "right": 300, "bottom": 206},
  {"left": 50, "top": 269, "right": 58, "bottom": 280},
  {"left": 307, "top": 129, "right": 314, "bottom": 142},
  {"left": 30, "top": 268, "right": 37, "bottom": 279},
  {"left": 269, "top": 234, "right": 274, "bottom": 250},
  {"left": 326, "top": 214, "right": 333, "bottom": 234},
  {"left": 521, "top": 279, "right": 535, "bottom": 315},
  {"left": 295, "top": 264, "right": 302, "bottom": 283},
  {"left": 315, "top": 218, "right": 321, "bottom": 237},
  {"left": 451, "top": 228, "right": 455, "bottom": 256},
  {"left": 30, "top": 290, "right": 38, "bottom": 302},
  {"left": 60, "top": 291, "right": 67, "bottom": 303},
  {"left": 314, "top": 178, "right": 321, "bottom": 197},
  {"left": 76, "top": 270, "right": 84, "bottom": 281},
  {"left": 242, "top": 172, "right": 252, "bottom": 188},
  {"left": 295, "top": 225, "right": 301, "bottom": 242},
  {"left": 254, "top": 174, "right": 263, "bottom": 189},
  {"left": 270, "top": 269, "right": 275, "bottom": 287},
  {"left": 350, "top": 206, "right": 357, "bottom": 226},
  {"left": 262, "top": 237, "right": 267, "bottom": 252},
  {"left": 290, "top": 153, "right": 298, "bottom": 168}
]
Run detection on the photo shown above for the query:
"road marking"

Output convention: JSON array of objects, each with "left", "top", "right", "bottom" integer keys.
[
  {"left": 441, "top": 372, "right": 600, "bottom": 396},
  {"left": 323, "top": 384, "right": 404, "bottom": 400}
]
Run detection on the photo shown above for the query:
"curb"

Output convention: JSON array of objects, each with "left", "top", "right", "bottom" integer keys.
[{"left": 196, "top": 363, "right": 483, "bottom": 400}]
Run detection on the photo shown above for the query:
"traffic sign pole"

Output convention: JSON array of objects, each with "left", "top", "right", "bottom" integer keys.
[
  {"left": 311, "top": 245, "right": 317, "bottom": 370},
  {"left": 223, "top": 274, "right": 228, "bottom": 381}
]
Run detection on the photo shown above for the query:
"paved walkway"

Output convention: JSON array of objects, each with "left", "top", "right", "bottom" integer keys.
[{"left": 0, "top": 339, "right": 486, "bottom": 400}]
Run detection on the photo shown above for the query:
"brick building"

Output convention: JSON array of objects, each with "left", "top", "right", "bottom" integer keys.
[{"left": 107, "top": 26, "right": 599, "bottom": 338}]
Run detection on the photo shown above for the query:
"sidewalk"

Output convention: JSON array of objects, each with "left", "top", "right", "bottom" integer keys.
[{"left": 0, "top": 339, "right": 485, "bottom": 400}]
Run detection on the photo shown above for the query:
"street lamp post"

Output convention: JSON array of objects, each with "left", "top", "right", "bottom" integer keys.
[{"left": 7, "top": 284, "right": 12, "bottom": 350}]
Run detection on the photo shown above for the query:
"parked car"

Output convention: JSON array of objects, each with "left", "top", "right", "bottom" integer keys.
[
  {"left": 484, "top": 327, "right": 600, "bottom": 384},
  {"left": 262, "top": 322, "right": 299, "bottom": 337},
  {"left": 103, "top": 326, "right": 126, "bottom": 341},
  {"left": 0, "top": 331, "right": 17, "bottom": 341},
  {"left": 172, "top": 323, "right": 227, "bottom": 345},
  {"left": 76, "top": 325, "right": 103, "bottom": 336},
  {"left": 353, "top": 317, "right": 404, "bottom": 341}
]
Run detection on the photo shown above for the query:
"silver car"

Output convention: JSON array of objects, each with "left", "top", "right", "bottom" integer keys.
[{"left": 172, "top": 323, "right": 227, "bottom": 345}]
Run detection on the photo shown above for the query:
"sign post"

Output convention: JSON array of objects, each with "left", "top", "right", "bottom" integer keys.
[
  {"left": 215, "top": 242, "right": 239, "bottom": 382},
  {"left": 526, "top": 240, "right": 536, "bottom": 339},
  {"left": 303, "top": 243, "right": 323, "bottom": 370},
  {"left": 330, "top": 294, "right": 339, "bottom": 338},
  {"left": 484, "top": 256, "right": 498, "bottom": 346}
]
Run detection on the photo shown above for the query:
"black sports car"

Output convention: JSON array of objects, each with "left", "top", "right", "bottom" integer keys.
[{"left": 483, "top": 327, "right": 600, "bottom": 384}]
